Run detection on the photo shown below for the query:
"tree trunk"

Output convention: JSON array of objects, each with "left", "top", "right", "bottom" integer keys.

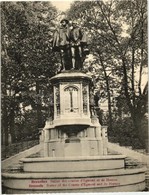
[
  {"left": 9, "top": 102, "right": 15, "bottom": 143},
  {"left": 99, "top": 55, "right": 113, "bottom": 130},
  {"left": 106, "top": 76, "right": 113, "bottom": 131},
  {"left": 2, "top": 83, "right": 9, "bottom": 146},
  {"left": 132, "top": 113, "right": 146, "bottom": 149},
  {"left": 36, "top": 81, "right": 42, "bottom": 128}
]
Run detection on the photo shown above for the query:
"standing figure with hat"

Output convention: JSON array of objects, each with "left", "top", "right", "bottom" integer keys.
[
  {"left": 52, "top": 19, "right": 71, "bottom": 70},
  {"left": 70, "top": 20, "right": 89, "bottom": 70}
]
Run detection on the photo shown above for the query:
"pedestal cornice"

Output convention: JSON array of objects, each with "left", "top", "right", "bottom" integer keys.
[{"left": 50, "top": 70, "right": 92, "bottom": 83}]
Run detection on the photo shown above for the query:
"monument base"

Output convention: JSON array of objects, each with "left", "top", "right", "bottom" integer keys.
[{"left": 2, "top": 155, "right": 146, "bottom": 193}]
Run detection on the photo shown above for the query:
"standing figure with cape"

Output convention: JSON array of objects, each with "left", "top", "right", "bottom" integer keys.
[{"left": 52, "top": 19, "right": 89, "bottom": 71}]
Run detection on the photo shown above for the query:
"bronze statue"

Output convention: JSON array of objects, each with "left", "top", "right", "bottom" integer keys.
[{"left": 52, "top": 19, "right": 89, "bottom": 71}]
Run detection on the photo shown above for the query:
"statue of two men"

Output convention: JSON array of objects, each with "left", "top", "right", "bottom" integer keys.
[{"left": 52, "top": 19, "right": 89, "bottom": 70}]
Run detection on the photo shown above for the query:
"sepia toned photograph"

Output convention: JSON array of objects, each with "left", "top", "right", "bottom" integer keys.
[{"left": 1, "top": 0, "right": 148, "bottom": 194}]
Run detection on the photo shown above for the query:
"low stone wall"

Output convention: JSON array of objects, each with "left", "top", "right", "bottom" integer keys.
[
  {"left": 2, "top": 144, "right": 43, "bottom": 170},
  {"left": 2, "top": 140, "right": 39, "bottom": 160},
  {"left": 108, "top": 142, "right": 149, "bottom": 167}
]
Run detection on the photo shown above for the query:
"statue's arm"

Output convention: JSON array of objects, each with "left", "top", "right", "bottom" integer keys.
[
  {"left": 79, "top": 28, "right": 88, "bottom": 44},
  {"left": 52, "top": 29, "right": 59, "bottom": 48}
]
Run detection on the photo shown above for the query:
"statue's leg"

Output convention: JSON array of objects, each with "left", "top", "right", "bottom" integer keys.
[
  {"left": 66, "top": 46, "right": 72, "bottom": 70},
  {"left": 71, "top": 46, "right": 75, "bottom": 69},
  {"left": 78, "top": 46, "right": 82, "bottom": 58},
  {"left": 78, "top": 46, "right": 83, "bottom": 70},
  {"left": 60, "top": 49, "right": 65, "bottom": 70}
]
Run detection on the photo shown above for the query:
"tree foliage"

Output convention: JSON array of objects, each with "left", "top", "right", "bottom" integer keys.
[
  {"left": 1, "top": 1, "right": 59, "bottom": 145},
  {"left": 67, "top": 0, "right": 148, "bottom": 148}
]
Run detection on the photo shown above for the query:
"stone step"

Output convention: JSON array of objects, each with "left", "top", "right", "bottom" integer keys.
[
  {"left": 124, "top": 157, "right": 149, "bottom": 189},
  {"left": 125, "top": 157, "right": 144, "bottom": 168}
]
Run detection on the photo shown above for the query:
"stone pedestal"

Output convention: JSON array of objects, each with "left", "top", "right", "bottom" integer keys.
[{"left": 42, "top": 71, "right": 106, "bottom": 157}]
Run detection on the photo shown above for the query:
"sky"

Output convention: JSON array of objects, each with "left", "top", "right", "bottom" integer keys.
[{"left": 50, "top": 1, "right": 74, "bottom": 11}]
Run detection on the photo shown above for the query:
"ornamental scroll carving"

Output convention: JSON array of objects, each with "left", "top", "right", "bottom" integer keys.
[
  {"left": 82, "top": 83, "right": 88, "bottom": 114},
  {"left": 55, "top": 85, "right": 60, "bottom": 116}
]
